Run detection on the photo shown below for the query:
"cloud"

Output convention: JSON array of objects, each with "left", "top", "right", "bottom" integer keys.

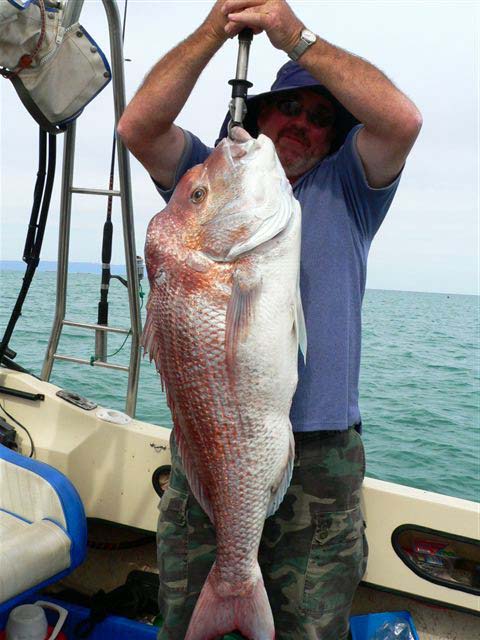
[{"left": 1, "top": 1, "right": 477, "bottom": 293}]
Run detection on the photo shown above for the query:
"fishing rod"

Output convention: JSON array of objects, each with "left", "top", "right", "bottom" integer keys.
[
  {"left": 228, "top": 28, "right": 254, "bottom": 137},
  {"left": 94, "top": 0, "right": 132, "bottom": 363}
]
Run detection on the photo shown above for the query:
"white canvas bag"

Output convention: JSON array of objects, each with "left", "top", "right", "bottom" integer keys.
[{"left": 0, "top": 0, "right": 112, "bottom": 133}]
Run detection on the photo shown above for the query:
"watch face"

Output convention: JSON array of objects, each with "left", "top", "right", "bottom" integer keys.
[{"left": 302, "top": 29, "right": 316, "bottom": 44}]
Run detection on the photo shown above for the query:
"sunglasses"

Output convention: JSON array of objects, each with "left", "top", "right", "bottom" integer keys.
[{"left": 273, "top": 98, "right": 335, "bottom": 128}]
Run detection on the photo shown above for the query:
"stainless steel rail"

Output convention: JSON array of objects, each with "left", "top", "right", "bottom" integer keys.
[
  {"left": 63, "top": 320, "right": 130, "bottom": 335},
  {"left": 71, "top": 187, "right": 121, "bottom": 197},
  {"left": 41, "top": 123, "right": 76, "bottom": 381},
  {"left": 104, "top": 0, "right": 141, "bottom": 416},
  {"left": 41, "top": 0, "right": 141, "bottom": 416},
  {"left": 53, "top": 354, "right": 129, "bottom": 372},
  {"left": 62, "top": 0, "right": 84, "bottom": 28}
]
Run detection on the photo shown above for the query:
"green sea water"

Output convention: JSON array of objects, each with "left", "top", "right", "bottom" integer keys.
[{"left": 0, "top": 270, "right": 478, "bottom": 503}]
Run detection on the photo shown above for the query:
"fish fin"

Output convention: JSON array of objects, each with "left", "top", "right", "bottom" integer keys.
[
  {"left": 225, "top": 195, "right": 293, "bottom": 261},
  {"left": 266, "top": 430, "right": 295, "bottom": 518},
  {"left": 294, "top": 283, "right": 307, "bottom": 364},
  {"left": 225, "top": 268, "right": 262, "bottom": 376},
  {"left": 185, "top": 562, "right": 274, "bottom": 640},
  {"left": 173, "top": 424, "right": 215, "bottom": 524},
  {"left": 142, "top": 294, "right": 165, "bottom": 387}
]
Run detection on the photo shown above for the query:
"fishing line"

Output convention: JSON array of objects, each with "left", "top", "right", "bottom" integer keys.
[{"left": 89, "top": 329, "right": 132, "bottom": 366}]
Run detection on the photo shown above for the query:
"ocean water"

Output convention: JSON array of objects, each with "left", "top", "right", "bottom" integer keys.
[{"left": 0, "top": 269, "right": 478, "bottom": 503}]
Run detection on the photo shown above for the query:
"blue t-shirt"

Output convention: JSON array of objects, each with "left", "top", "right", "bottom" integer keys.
[{"left": 155, "top": 125, "right": 401, "bottom": 431}]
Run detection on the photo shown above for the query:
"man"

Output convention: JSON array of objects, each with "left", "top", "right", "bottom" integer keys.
[{"left": 118, "top": 1, "right": 422, "bottom": 638}]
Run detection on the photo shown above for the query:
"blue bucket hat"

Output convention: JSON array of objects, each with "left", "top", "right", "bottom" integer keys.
[{"left": 216, "top": 60, "right": 359, "bottom": 152}]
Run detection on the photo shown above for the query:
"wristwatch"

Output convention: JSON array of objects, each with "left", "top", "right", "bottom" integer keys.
[{"left": 288, "top": 28, "right": 317, "bottom": 61}]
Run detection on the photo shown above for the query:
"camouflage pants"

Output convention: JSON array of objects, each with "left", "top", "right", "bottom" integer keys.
[{"left": 156, "top": 427, "right": 368, "bottom": 640}]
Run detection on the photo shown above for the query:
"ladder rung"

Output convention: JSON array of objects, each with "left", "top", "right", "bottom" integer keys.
[
  {"left": 70, "top": 187, "right": 121, "bottom": 197},
  {"left": 63, "top": 320, "right": 130, "bottom": 335},
  {"left": 53, "top": 354, "right": 129, "bottom": 372}
]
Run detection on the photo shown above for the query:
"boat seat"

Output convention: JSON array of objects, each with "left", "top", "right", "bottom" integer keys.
[{"left": 0, "top": 444, "right": 87, "bottom": 613}]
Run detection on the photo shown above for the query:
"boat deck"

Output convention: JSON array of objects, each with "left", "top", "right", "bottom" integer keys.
[{"left": 50, "top": 520, "right": 478, "bottom": 640}]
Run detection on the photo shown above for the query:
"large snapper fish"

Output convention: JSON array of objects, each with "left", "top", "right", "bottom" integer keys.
[{"left": 143, "top": 127, "right": 306, "bottom": 640}]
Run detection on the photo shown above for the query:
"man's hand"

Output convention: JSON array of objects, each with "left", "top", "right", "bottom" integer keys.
[
  {"left": 118, "top": 1, "right": 234, "bottom": 190},
  {"left": 222, "top": 0, "right": 304, "bottom": 52},
  {"left": 202, "top": 0, "right": 235, "bottom": 44}
]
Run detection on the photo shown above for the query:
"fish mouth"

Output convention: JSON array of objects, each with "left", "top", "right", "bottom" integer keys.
[
  {"left": 229, "top": 126, "right": 252, "bottom": 144},
  {"left": 224, "top": 127, "right": 258, "bottom": 164},
  {"left": 223, "top": 127, "right": 277, "bottom": 173},
  {"left": 220, "top": 128, "right": 291, "bottom": 205},
  {"left": 207, "top": 127, "right": 292, "bottom": 223}
]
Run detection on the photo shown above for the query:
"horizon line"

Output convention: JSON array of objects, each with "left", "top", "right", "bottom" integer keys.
[{"left": 0, "top": 261, "right": 477, "bottom": 298}]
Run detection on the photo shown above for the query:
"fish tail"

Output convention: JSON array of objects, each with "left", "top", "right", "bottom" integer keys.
[{"left": 185, "top": 562, "right": 275, "bottom": 640}]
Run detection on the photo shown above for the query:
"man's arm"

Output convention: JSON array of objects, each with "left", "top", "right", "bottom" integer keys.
[
  {"left": 223, "top": 0, "right": 423, "bottom": 188},
  {"left": 117, "top": 2, "right": 229, "bottom": 189}
]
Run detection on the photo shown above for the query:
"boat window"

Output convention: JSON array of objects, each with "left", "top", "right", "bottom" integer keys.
[{"left": 392, "top": 524, "right": 480, "bottom": 595}]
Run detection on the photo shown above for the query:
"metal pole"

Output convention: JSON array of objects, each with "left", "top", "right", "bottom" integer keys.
[
  {"left": 228, "top": 29, "right": 253, "bottom": 134},
  {"left": 53, "top": 354, "right": 129, "bottom": 371},
  {"left": 102, "top": 0, "right": 141, "bottom": 417},
  {"left": 41, "top": 122, "right": 77, "bottom": 380},
  {"left": 62, "top": 0, "right": 85, "bottom": 28}
]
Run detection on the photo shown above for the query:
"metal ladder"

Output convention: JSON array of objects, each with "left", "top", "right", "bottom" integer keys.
[{"left": 41, "top": 0, "right": 141, "bottom": 417}]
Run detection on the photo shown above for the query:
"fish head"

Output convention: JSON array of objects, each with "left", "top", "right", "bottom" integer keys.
[{"left": 156, "top": 127, "right": 299, "bottom": 264}]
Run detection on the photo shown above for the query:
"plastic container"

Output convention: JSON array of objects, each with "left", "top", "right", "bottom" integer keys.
[
  {"left": 2, "top": 600, "right": 419, "bottom": 640},
  {"left": 0, "top": 601, "right": 67, "bottom": 640},
  {"left": 0, "top": 599, "right": 157, "bottom": 640},
  {"left": 350, "top": 610, "right": 419, "bottom": 640}
]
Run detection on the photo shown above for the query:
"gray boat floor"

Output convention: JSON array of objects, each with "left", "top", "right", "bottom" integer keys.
[
  {"left": 352, "top": 586, "right": 478, "bottom": 640},
  {"left": 54, "top": 521, "right": 478, "bottom": 640}
]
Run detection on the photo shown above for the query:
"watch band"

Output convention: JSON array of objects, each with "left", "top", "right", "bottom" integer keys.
[{"left": 288, "top": 28, "right": 317, "bottom": 62}]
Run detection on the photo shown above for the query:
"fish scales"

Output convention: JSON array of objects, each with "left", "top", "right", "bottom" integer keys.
[{"left": 143, "top": 127, "right": 305, "bottom": 640}]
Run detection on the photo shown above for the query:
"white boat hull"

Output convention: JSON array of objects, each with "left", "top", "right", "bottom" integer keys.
[{"left": 1, "top": 368, "right": 478, "bottom": 620}]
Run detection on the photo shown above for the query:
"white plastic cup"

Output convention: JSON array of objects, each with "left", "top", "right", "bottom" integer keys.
[
  {"left": 5, "top": 604, "right": 48, "bottom": 640},
  {"left": 5, "top": 601, "right": 68, "bottom": 640}
]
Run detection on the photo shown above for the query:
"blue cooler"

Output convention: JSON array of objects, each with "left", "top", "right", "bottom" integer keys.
[{"left": 350, "top": 610, "right": 419, "bottom": 640}]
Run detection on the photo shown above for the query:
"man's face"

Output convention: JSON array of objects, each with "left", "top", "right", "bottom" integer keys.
[{"left": 257, "top": 89, "right": 335, "bottom": 182}]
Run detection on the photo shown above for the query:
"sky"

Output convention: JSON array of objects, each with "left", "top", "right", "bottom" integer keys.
[{"left": 0, "top": 0, "right": 478, "bottom": 295}]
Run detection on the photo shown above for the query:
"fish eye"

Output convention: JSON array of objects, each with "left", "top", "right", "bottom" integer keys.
[{"left": 191, "top": 187, "right": 207, "bottom": 204}]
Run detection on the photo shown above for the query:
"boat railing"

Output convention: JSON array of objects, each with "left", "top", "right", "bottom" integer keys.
[{"left": 41, "top": 0, "right": 141, "bottom": 417}]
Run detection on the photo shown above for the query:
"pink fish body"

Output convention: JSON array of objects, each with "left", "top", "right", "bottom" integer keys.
[{"left": 143, "top": 128, "right": 306, "bottom": 640}]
